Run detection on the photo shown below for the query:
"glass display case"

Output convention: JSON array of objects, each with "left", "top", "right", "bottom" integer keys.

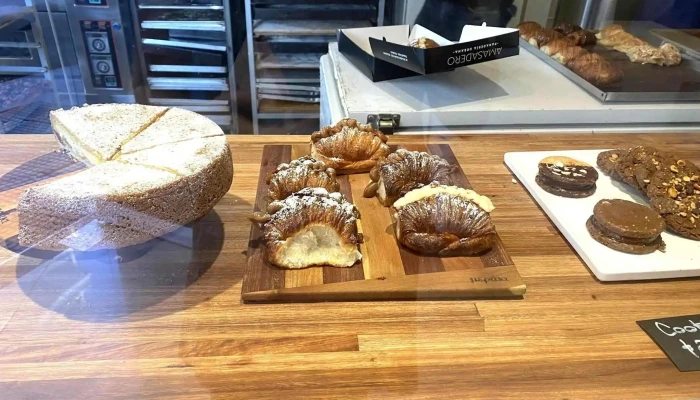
[{"left": 1, "top": 0, "right": 700, "bottom": 398}]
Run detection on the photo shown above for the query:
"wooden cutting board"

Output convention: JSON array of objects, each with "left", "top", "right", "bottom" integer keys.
[{"left": 242, "top": 143, "right": 526, "bottom": 302}]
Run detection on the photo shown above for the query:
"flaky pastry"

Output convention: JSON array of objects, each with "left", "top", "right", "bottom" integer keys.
[
  {"left": 249, "top": 188, "right": 363, "bottom": 269},
  {"left": 310, "top": 118, "right": 390, "bottom": 174},
  {"left": 392, "top": 183, "right": 496, "bottom": 256},
  {"left": 363, "top": 149, "right": 455, "bottom": 207},
  {"left": 266, "top": 156, "right": 339, "bottom": 201}
]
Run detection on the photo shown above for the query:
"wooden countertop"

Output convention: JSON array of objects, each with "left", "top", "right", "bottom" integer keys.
[{"left": 1, "top": 133, "right": 699, "bottom": 398}]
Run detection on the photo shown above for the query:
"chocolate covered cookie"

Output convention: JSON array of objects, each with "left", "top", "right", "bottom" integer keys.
[
  {"left": 586, "top": 199, "right": 666, "bottom": 254},
  {"left": 614, "top": 146, "right": 661, "bottom": 190},
  {"left": 536, "top": 156, "right": 599, "bottom": 198},
  {"left": 596, "top": 149, "right": 625, "bottom": 180},
  {"left": 647, "top": 158, "right": 700, "bottom": 240}
]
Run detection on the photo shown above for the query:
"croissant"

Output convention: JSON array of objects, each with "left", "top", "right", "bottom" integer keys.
[
  {"left": 310, "top": 118, "right": 390, "bottom": 174},
  {"left": 517, "top": 21, "right": 543, "bottom": 41},
  {"left": 596, "top": 24, "right": 625, "bottom": 42},
  {"left": 566, "top": 53, "right": 622, "bottom": 86},
  {"left": 363, "top": 149, "right": 455, "bottom": 207},
  {"left": 266, "top": 156, "right": 339, "bottom": 201},
  {"left": 392, "top": 183, "right": 496, "bottom": 256},
  {"left": 531, "top": 29, "right": 563, "bottom": 48},
  {"left": 540, "top": 38, "right": 575, "bottom": 56},
  {"left": 566, "top": 30, "right": 597, "bottom": 46},
  {"left": 552, "top": 46, "right": 588, "bottom": 64},
  {"left": 249, "top": 188, "right": 362, "bottom": 269},
  {"left": 660, "top": 43, "right": 682, "bottom": 66}
]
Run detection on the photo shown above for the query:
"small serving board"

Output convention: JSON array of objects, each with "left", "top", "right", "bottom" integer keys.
[
  {"left": 242, "top": 144, "right": 526, "bottom": 302},
  {"left": 505, "top": 150, "right": 700, "bottom": 282}
]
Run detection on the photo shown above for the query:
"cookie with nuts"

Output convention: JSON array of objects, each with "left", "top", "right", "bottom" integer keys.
[
  {"left": 596, "top": 149, "right": 625, "bottom": 180},
  {"left": 614, "top": 146, "right": 662, "bottom": 190},
  {"left": 647, "top": 158, "right": 700, "bottom": 240},
  {"left": 536, "top": 156, "right": 599, "bottom": 198},
  {"left": 633, "top": 150, "right": 676, "bottom": 193}
]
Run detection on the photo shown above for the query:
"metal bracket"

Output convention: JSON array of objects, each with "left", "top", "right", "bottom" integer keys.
[{"left": 367, "top": 114, "right": 400, "bottom": 135}]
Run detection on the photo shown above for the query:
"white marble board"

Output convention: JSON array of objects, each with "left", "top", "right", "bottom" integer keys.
[{"left": 504, "top": 149, "right": 700, "bottom": 281}]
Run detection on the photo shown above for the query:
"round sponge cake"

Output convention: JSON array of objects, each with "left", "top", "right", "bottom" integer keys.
[{"left": 18, "top": 105, "right": 232, "bottom": 251}]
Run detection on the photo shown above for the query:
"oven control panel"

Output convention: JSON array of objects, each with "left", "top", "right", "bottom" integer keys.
[{"left": 81, "top": 20, "right": 121, "bottom": 89}]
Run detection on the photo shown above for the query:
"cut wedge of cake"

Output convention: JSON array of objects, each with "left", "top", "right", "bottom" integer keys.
[
  {"left": 119, "top": 107, "right": 224, "bottom": 155},
  {"left": 51, "top": 103, "right": 168, "bottom": 165}
]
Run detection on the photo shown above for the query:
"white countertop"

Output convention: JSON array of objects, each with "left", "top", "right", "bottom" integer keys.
[{"left": 322, "top": 42, "right": 700, "bottom": 133}]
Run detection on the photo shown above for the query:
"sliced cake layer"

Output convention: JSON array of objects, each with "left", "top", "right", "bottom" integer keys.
[{"left": 50, "top": 103, "right": 168, "bottom": 165}]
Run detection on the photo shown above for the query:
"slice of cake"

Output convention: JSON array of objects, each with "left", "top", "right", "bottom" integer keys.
[
  {"left": 19, "top": 161, "right": 191, "bottom": 250},
  {"left": 51, "top": 103, "right": 168, "bottom": 165},
  {"left": 118, "top": 135, "right": 233, "bottom": 218},
  {"left": 119, "top": 107, "right": 224, "bottom": 155}
]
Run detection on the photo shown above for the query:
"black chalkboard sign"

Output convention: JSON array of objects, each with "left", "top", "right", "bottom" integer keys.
[{"left": 638, "top": 314, "right": 700, "bottom": 372}]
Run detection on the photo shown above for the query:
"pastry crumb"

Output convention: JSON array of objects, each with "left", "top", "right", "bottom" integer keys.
[{"left": 511, "top": 178, "right": 518, "bottom": 184}]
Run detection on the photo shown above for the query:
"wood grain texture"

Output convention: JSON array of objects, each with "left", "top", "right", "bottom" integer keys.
[
  {"left": 242, "top": 144, "right": 523, "bottom": 302},
  {"left": 1, "top": 133, "right": 700, "bottom": 398}
]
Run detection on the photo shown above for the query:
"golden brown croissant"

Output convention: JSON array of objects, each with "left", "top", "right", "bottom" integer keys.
[
  {"left": 266, "top": 156, "right": 339, "bottom": 201},
  {"left": 552, "top": 45, "right": 588, "bottom": 64},
  {"left": 517, "top": 21, "right": 543, "bottom": 40},
  {"left": 310, "top": 118, "right": 390, "bottom": 175},
  {"left": 249, "top": 188, "right": 362, "bottom": 269},
  {"left": 566, "top": 53, "right": 623, "bottom": 86},
  {"left": 531, "top": 29, "right": 564, "bottom": 48},
  {"left": 540, "top": 38, "right": 575, "bottom": 56},
  {"left": 596, "top": 24, "right": 625, "bottom": 42},
  {"left": 363, "top": 149, "right": 455, "bottom": 207},
  {"left": 553, "top": 22, "right": 581, "bottom": 36},
  {"left": 392, "top": 183, "right": 496, "bottom": 256}
]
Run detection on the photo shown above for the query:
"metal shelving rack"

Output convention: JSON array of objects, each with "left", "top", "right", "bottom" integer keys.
[
  {"left": 244, "top": 0, "right": 384, "bottom": 134},
  {"left": 131, "top": 0, "right": 239, "bottom": 132},
  {"left": 0, "top": 2, "right": 59, "bottom": 133}
]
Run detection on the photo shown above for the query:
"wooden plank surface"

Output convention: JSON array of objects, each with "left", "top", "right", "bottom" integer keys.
[
  {"left": 1, "top": 133, "right": 700, "bottom": 398},
  {"left": 242, "top": 144, "right": 522, "bottom": 302}
]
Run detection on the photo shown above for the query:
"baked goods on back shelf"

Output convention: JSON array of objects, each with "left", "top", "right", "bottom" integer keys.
[
  {"left": 249, "top": 188, "right": 363, "bottom": 269},
  {"left": 392, "top": 183, "right": 496, "bottom": 256},
  {"left": 19, "top": 105, "right": 233, "bottom": 250},
  {"left": 566, "top": 30, "right": 597, "bottom": 46},
  {"left": 565, "top": 53, "right": 623, "bottom": 86},
  {"left": 551, "top": 45, "right": 588, "bottom": 64},
  {"left": 310, "top": 118, "right": 390, "bottom": 174},
  {"left": 553, "top": 22, "right": 581, "bottom": 36},
  {"left": 266, "top": 156, "right": 339, "bottom": 201},
  {"left": 540, "top": 38, "right": 575, "bottom": 56},
  {"left": 531, "top": 29, "right": 563, "bottom": 47},
  {"left": 363, "top": 149, "right": 455, "bottom": 206},
  {"left": 596, "top": 24, "right": 682, "bottom": 66},
  {"left": 516, "top": 21, "right": 543, "bottom": 42}
]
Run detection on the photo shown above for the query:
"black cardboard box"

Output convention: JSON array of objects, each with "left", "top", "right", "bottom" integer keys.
[{"left": 337, "top": 24, "right": 519, "bottom": 82}]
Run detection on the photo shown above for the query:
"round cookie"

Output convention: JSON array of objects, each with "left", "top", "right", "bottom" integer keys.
[
  {"left": 596, "top": 149, "right": 625, "bottom": 180},
  {"left": 633, "top": 151, "right": 675, "bottom": 193},
  {"left": 647, "top": 159, "right": 700, "bottom": 240},
  {"left": 536, "top": 156, "right": 599, "bottom": 198},
  {"left": 586, "top": 199, "right": 666, "bottom": 254},
  {"left": 614, "top": 146, "right": 660, "bottom": 189}
]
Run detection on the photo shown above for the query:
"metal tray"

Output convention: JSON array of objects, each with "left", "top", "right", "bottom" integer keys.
[{"left": 520, "top": 38, "right": 700, "bottom": 102}]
